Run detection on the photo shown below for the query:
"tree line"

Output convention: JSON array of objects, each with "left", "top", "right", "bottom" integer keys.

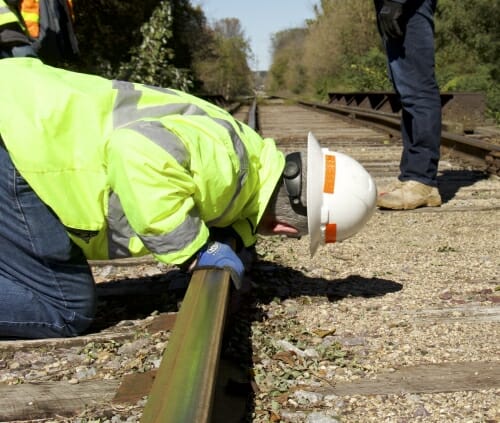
[
  {"left": 268, "top": 0, "right": 499, "bottom": 121},
  {"left": 66, "top": 0, "right": 253, "bottom": 99},
  {"left": 64, "top": 0, "right": 498, "bottom": 120}
]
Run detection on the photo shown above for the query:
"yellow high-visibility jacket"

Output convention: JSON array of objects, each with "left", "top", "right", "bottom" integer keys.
[
  {"left": 0, "top": 58, "right": 285, "bottom": 264},
  {"left": 0, "top": 0, "right": 19, "bottom": 27},
  {"left": 0, "top": 0, "right": 28, "bottom": 41},
  {"left": 0, "top": 0, "right": 33, "bottom": 51}
]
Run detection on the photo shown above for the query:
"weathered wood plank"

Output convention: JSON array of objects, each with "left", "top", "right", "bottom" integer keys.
[
  {"left": 0, "top": 332, "right": 496, "bottom": 420},
  {"left": 0, "top": 380, "right": 120, "bottom": 421},
  {"left": 411, "top": 305, "right": 500, "bottom": 323},
  {"left": 88, "top": 256, "right": 157, "bottom": 267},
  {"left": 0, "top": 313, "right": 176, "bottom": 351},
  {"left": 320, "top": 362, "right": 500, "bottom": 396},
  {"left": 114, "top": 361, "right": 500, "bottom": 407}
]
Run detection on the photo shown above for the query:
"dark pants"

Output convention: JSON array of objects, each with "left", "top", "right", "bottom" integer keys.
[
  {"left": 375, "top": 0, "right": 441, "bottom": 186},
  {"left": 0, "top": 143, "right": 96, "bottom": 339}
]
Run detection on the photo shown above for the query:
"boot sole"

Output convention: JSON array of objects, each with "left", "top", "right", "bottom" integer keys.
[
  {"left": 377, "top": 196, "right": 442, "bottom": 210},
  {"left": 402, "top": 200, "right": 442, "bottom": 210}
]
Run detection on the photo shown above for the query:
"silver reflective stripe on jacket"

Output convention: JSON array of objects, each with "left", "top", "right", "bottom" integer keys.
[
  {"left": 206, "top": 118, "right": 248, "bottom": 226},
  {"left": 112, "top": 80, "right": 208, "bottom": 128},
  {"left": 107, "top": 190, "right": 203, "bottom": 258},
  {"left": 106, "top": 80, "right": 249, "bottom": 258},
  {"left": 126, "top": 120, "right": 189, "bottom": 165},
  {"left": 107, "top": 191, "right": 135, "bottom": 258},
  {"left": 140, "top": 209, "right": 203, "bottom": 256}
]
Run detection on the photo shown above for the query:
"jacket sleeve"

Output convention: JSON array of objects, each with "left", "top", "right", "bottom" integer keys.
[
  {"left": 231, "top": 217, "right": 258, "bottom": 248},
  {"left": 0, "top": 0, "right": 31, "bottom": 46},
  {"left": 106, "top": 126, "right": 209, "bottom": 265}
]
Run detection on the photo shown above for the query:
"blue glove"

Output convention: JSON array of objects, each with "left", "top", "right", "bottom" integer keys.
[{"left": 194, "top": 242, "right": 244, "bottom": 289}]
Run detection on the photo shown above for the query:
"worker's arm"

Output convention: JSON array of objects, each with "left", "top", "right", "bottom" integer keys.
[{"left": 106, "top": 126, "right": 209, "bottom": 265}]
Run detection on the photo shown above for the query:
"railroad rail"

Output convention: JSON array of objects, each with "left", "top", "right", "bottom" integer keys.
[
  {"left": 326, "top": 91, "right": 487, "bottom": 131},
  {"left": 138, "top": 103, "right": 259, "bottom": 422},
  {"left": 296, "top": 93, "right": 500, "bottom": 176},
  {"left": 0, "top": 97, "right": 498, "bottom": 422}
]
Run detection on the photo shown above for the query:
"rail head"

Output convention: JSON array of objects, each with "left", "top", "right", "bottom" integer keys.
[{"left": 140, "top": 268, "right": 232, "bottom": 423}]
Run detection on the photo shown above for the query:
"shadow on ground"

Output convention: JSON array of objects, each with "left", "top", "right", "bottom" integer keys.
[
  {"left": 88, "top": 270, "right": 190, "bottom": 332},
  {"left": 215, "top": 260, "right": 402, "bottom": 422},
  {"left": 89, "top": 260, "right": 402, "bottom": 333},
  {"left": 437, "top": 169, "right": 489, "bottom": 203},
  {"left": 87, "top": 260, "right": 402, "bottom": 422}
]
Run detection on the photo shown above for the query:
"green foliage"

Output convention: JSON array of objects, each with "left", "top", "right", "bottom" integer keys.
[
  {"left": 267, "top": 0, "right": 380, "bottom": 99},
  {"left": 70, "top": 1, "right": 252, "bottom": 96},
  {"left": 267, "top": 0, "right": 499, "bottom": 120},
  {"left": 168, "top": 0, "right": 209, "bottom": 70},
  {"left": 435, "top": 0, "right": 500, "bottom": 120},
  {"left": 339, "top": 48, "right": 391, "bottom": 92},
  {"left": 268, "top": 57, "right": 287, "bottom": 92},
  {"left": 435, "top": 0, "right": 499, "bottom": 76},
  {"left": 310, "top": 76, "right": 336, "bottom": 100},
  {"left": 71, "top": 0, "right": 162, "bottom": 76},
  {"left": 267, "top": 28, "right": 308, "bottom": 94},
  {"left": 116, "top": 1, "right": 192, "bottom": 90},
  {"left": 193, "top": 18, "right": 253, "bottom": 99}
]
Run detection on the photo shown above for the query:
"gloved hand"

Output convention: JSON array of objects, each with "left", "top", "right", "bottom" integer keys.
[
  {"left": 194, "top": 241, "right": 245, "bottom": 289},
  {"left": 378, "top": 0, "right": 404, "bottom": 39},
  {"left": 209, "top": 226, "right": 256, "bottom": 270}
]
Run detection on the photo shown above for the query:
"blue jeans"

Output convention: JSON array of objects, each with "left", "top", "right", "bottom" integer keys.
[
  {"left": 376, "top": 0, "right": 442, "bottom": 186},
  {"left": 0, "top": 144, "right": 96, "bottom": 339}
]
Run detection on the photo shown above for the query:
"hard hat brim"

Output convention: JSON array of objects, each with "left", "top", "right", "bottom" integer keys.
[
  {"left": 307, "top": 132, "right": 377, "bottom": 258},
  {"left": 307, "top": 132, "right": 324, "bottom": 256}
]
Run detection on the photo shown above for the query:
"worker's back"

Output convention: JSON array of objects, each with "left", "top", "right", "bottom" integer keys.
[{"left": 0, "top": 58, "right": 285, "bottom": 263}]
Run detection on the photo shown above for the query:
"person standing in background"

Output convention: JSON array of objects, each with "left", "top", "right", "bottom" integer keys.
[
  {"left": 0, "top": 0, "right": 36, "bottom": 57},
  {"left": 374, "top": 0, "right": 442, "bottom": 210},
  {"left": 0, "top": 0, "right": 78, "bottom": 62}
]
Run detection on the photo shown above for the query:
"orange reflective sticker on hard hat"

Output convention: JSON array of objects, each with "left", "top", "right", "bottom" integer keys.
[
  {"left": 325, "top": 223, "right": 337, "bottom": 243},
  {"left": 323, "top": 155, "right": 336, "bottom": 194}
]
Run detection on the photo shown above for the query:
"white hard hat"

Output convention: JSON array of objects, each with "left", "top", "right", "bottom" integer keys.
[{"left": 307, "top": 132, "right": 377, "bottom": 256}]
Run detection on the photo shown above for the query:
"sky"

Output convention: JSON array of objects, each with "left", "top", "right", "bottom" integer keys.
[{"left": 192, "top": 0, "right": 318, "bottom": 71}]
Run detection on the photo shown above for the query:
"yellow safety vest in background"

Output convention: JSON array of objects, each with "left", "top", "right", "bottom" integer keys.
[
  {"left": 20, "top": 0, "right": 74, "bottom": 38},
  {"left": 19, "top": 0, "right": 38, "bottom": 37}
]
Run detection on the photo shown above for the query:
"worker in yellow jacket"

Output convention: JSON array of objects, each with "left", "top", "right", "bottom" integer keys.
[
  {"left": 0, "top": 58, "right": 376, "bottom": 339},
  {"left": 0, "top": 0, "right": 36, "bottom": 57},
  {"left": 0, "top": 0, "right": 77, "bottom": 61}
]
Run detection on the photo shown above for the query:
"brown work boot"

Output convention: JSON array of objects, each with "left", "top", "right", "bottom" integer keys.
[
  {"left": 378, "top": 179, "right": 404, "bottom": 195},
  {"left": 377, "top": 180, "right": 442, "bottom": 210}
]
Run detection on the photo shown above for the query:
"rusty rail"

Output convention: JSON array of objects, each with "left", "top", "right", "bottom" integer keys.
[
  {"left": 297, "top": 99, "right": 500, "bottom": 175},
  {"left": 140, "top": 269, "right": 232, "bottom": 423},
  {"left": 140, "top": 101, "right": 258, "bottom": 423},
  {"left": 327, "top": 91, "right": 487, "bottom": 131},
  {"left": 248, "top": 97, "right": 259, "bottom": 130}
]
